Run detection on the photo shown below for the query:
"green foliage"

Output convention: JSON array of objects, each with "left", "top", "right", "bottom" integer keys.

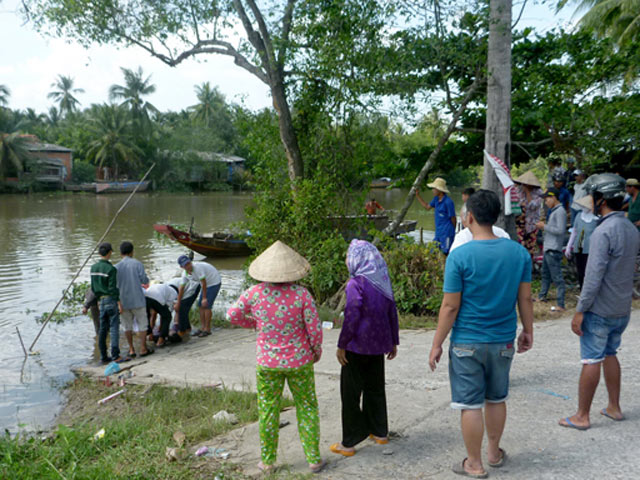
[
  {"left": 71, "top": 159, "right": 95, "bottom": 183},
  {"left": 47, "top": 75, "right": 84, "bottom": 116},
  {"left": 36, "top": 281, "right": 90, "bottom": 324},
  {"left": 382, "top": 240, "right": 445, "bottom": 315}
]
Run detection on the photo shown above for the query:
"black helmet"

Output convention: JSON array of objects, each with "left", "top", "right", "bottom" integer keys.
[
  {"left": 584, "top": 173, "right": 626, "bottom": 200},
  {"left": 552, "top": 171, "right": 565, "bottom": 182}
]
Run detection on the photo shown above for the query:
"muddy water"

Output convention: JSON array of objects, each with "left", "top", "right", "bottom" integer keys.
[{"left": 0, "top": 187, "right": 459, "bottom": 434}]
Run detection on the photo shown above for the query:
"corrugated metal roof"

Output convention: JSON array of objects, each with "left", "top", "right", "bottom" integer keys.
[{"left": 26, "top": 142, "right": 72, "bottom": 153}]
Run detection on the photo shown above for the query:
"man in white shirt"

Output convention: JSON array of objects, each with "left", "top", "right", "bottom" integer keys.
[
  {"left": 175, "top": 255, "right": 222, "bottom": 337},
  {"left": 144, "top": 282, "right": 179, "bottom": 347},
  {"left": 450, "top": 203, "right": 511, "bottom": 252}
]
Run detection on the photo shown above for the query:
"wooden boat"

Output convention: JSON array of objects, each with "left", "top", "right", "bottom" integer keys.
[
  {"left": 65, "top": 181, "right": 150, "bottom": 193},
  {"left": 327, "top": 214, "right": 417, "bottom": 242},
  {"left": 153, "top": 224, "right": 253, "bottom": 257},
  {"left": 370, "top": 177, "right": 392, "bottom": 188}
]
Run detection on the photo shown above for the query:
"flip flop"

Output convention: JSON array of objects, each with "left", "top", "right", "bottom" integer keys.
[
  {"left": 369, "top": 434, "right": 389, "bottom": 445},
  {"left": 330, "top": 443, "right": 355, "bottom": 457},
  {"left": 114, "top": 356, "right": 131, "bottom": 363},
  {"left": 600, "top": 408, "right": 624, "bottom": 421},
  {"left": 140, "top": 350, "right": 155, "bottom": 357},
  {"left": 452, "top": 458, "right": 488, "bottom": 478},
  {"left": 128, "top": 352, "right": 137, "bottom": 358},
  {"left": 257, "top": 461, "right": 275, "bottom": 474},
  {"left": 559, "top": 417, "right": 590, "bottom": 430},
  {"left": 309, "top": 459, "right": 327, "bottom": 474},
  {"left": 488, "top": 448, "right": 507, "bottom": 468}
]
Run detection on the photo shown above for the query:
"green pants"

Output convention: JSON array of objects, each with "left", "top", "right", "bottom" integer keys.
[{"left": 256, "top": 362, "right": 321, "bottom": 465}]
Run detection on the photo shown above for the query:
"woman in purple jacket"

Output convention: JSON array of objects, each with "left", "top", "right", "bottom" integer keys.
[{"left": 330, "top": 240, "right": 400, "bottom": 457}]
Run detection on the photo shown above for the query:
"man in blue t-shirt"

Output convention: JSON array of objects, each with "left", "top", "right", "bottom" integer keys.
[
  {"left": 428, "top": 190, "right": 534, "bottom": 478},
  {"left": 415, "top": 177, "right": 456, "bottom": 254}
]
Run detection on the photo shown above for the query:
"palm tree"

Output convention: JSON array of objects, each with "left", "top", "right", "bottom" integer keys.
[
  {"left": 109, "top": 67, "right": 158, "bottom": 125},
  {"left": 561, "top": 0, "right": 640, "bottom": 45},
  {"left": 47, "top": 106, "right": 61, "bottom": 127},
  {"left": 85, "top": 104, "right": 142, "bottom": 179},
  {"left": 189, "top": 82, "right": 227, "bottom": 128},
  {"left": 47, "top": 75, "right": 84, "bottom": 116},
  {"left": 0, "top": 85, "right": 9, "bottom": 107},
  {"left": 24, "top": 108, "right": 47, "bottom": 127}
]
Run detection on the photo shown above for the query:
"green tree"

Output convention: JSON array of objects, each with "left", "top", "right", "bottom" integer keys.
[
  {"left": 47, "top": 75, "right": 84, "bottom": 115},
  {"left": 189, "top": 82, "right": 226, "bottom": 128},
  {"left": 85, "top": 104, "right": 142, "bottom": 179},
  {"left": 0, "top": 122, "right": 30, "bottom": 180},
  {"left": 560, "top": 0, "right": 640, "bottom": 46},
  {"left": 0, "top": 85, "right": 9, "bottom": 107},
  {"left": 109, "top": 67, "right": 158, "bottom": 126}
]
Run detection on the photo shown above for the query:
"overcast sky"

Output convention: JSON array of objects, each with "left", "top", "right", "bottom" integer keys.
[{"left": 0, "top": 0, "right": 574, "bottom": 114}]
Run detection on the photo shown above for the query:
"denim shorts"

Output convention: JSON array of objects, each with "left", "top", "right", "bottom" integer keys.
[
  {"left": 198, "top": 283, "right": 221, "bottom": 310},
  {"left": 448, "top": 342, "right": 515, "bottom": 409},
  {"left": 580, "top": 312, "right": 630, "bottom": 364}
]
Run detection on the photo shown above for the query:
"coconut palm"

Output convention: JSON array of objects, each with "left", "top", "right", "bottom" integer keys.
[
  {"left": 560, "top": 0, "right": 640, "bottom": 46},
  {"left": 0, "top": 85, "right": 9, "bottom": 107},
  {"left": 85, "top": 104, "right": 142, "bottom": 179},
  {"left": 47, "top": 75, "right": 84, "bottom": 116},
  {"left": 0, "top": 131, "right": 30, "bottom": 180},
  {"left": 109, "top": 67, "right": 158, "bottom": 125},
  {"left": 24, "top": 108, "right": 47, "bottom": 127},
  {"left": 47, "top": 106, "right": 61, "bottom": 127},
  {"left": 189, "top": 82, "right": 227, "bottom": 128}
]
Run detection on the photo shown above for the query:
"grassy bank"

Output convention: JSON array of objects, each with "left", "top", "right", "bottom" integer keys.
[{"left": 0, "top": 377, "right": 296, "bottom": 479}]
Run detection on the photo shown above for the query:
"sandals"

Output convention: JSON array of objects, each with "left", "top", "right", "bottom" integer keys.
[
  {"left": 309, "top": 460, "right": 327, "bottom": 474},
  {"left": 452, "top": 458, "right": 488, "bottom": 478},
  {"left": 257, "top": 461, "right": 275, "bottom": 474},
  {"left": 330, "top": 443, "right": 355, "bottom": 457},
  {"left": 369, "top": 434, "right": 389, "bottom": 445},
  {"left": 140, "top": 350, "right": 155, "bottom": 357},
  {"left": 487, "top": 448, "right": 507, "bottom": 468}
]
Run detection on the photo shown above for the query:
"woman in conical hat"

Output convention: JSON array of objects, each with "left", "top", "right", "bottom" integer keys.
[
  {"left": 514, "top": 171, "right": 543, "bottom": 257},
  {"left": 226, "top": 240, "right": 325, "bottom": 474},
  {"left": 415, "top": 177, "right": 457, "bottom": 255},
  {"left": 330, "top": 240, "right": 399, "bottom": 457}
]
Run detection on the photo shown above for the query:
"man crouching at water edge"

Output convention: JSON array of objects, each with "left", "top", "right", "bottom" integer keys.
[
  {"left": 90, "top": 242, "right": 124, "bottom": 364},
  {"left": 429, "top": 190, "right": 534, "bottom": 478},
  {"left": 174, "top": 255, "right": 222, "bottom": 337}
]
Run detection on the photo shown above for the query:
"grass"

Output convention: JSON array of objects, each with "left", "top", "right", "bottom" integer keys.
[{"left": 0, "top": 376, "right": 296, "bottom": 480}]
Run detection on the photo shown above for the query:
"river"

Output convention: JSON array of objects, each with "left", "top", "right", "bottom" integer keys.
[{"left": 0, "top": 187, "right": 461, "bottom": 434}]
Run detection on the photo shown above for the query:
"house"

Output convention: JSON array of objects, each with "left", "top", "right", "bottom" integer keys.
[
  {"left": 23, "top": 135, "right": 73, "bottom": 184},
  {"left": 162, "top": 150, "right": 246, "bottom": 183}
]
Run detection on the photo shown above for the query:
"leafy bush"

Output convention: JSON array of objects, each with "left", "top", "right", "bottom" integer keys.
[{"left": 71, "top": 159, "right": 96, "bottom": 183}]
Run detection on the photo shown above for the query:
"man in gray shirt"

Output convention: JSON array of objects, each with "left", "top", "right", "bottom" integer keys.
[
  {"left": 560, "top": 174, "right": 639, "bottom": 430},
  {"left": 116, "top": 241, "right": 151, "bottom": 357},
  {"left": 536, "top": 187, "right": 567, "bottom": 311}
]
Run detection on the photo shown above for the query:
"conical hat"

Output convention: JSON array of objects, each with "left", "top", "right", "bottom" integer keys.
[
  {"left": 514, "top": 171, "right": 541, "bottom": 188},
  {"left": 248, "top": 240, "right": 311, "bottom": 283},
  {"left": 575, "top": 195, "right": 593, "bottom": 211},
  {"left": 426, "top": 177, "right": 450, "bottom": 193}
]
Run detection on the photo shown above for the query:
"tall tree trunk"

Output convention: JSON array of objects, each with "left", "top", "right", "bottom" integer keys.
[
  {"left": 270, "top": 78, "right": 304, "bottom": 182},
  {"left": 483, "top": 0, "right": 515, "bottom": 236}
]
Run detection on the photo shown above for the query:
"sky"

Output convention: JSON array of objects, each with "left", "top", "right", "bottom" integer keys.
[{"left": 0, "top": 0, "right": 575, "bottom": 114}]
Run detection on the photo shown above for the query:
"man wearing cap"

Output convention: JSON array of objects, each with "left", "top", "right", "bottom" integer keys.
[
  {"left": 115, "top": 241, "right": 151, "bottom": 358},
  {"left": 175, "top": 256, "right": 222, "bottom": 337},
  {"left": 90, "top": 242, "right": 123, "bottom": 364},
  {"left": 415, "top": 177, "right": 457, "bottom": 255},
  {"left": 547, "top": 158, "right": 567, "bottom": 188},
  {"left": 570, "top": 170, "right": 588, "bottom": 226},
  {"left": 560, "top": 173, "right": 640, "bottom": 430},
  {"left": 536, "top": 188, "right": 567, "bottom": 312},
  {"left": 625, "top": 178, "right": 640, "bottom": 230}
]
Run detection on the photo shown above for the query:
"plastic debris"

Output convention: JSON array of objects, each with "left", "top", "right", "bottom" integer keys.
[
  {"left": 104, "top": 362, "right": 121, "bottom": 376},
  {"left": 93, "top": 428, "right": 105, "bottom": 440},
  {"left": 212, "top": 410, "right": 238, "bottom": 424},
  {"left": 382, "top": 449, "right": 394, "bottom": 455},
  {"left": 279, "top": 420, "right": 290, "bottom": 428},
  {"left": 165, "top": 447, "right": 183, "bottom": 462},
  {"left": 538, "top": 389, "right": 570, "bottom": 400},
  {"left": 97, "top": 389, "right": 126, "bottom": 405},
  {"left": 173, "top": 431, "right": 186, "bottom": 448},
  {"left": 195, "top": 446, "right": 210, "bottom": 457},
  {"left": 322, "top": 321, "right": 334, "bottom": 330}
]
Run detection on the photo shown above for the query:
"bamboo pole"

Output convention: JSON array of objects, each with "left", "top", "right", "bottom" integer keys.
[
  {"left": 16, "top": 327, "right": 27, "bottom": 358},
  {"left": 28, "top": 164, "right": 155, "bottom": 352}
]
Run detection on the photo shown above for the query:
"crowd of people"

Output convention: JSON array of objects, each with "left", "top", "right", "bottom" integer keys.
[
  {"left": 86, "top": 243, "right": 222, "bottom": 364},
  {"left": 223, "top": 170, "right": 637, "bottom": 478}
]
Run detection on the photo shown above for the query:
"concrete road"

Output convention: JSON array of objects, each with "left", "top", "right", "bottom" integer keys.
[{"left": 76, "top": 311, "right": 640, "bottom": 479}]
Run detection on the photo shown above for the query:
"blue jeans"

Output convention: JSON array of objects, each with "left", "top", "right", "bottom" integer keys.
[
  {"left": 448, "top": 342, "right": 515, "bottom": 409},
  {"left": 580, "top": 312, "right": 630, "bottom": 364},
  {"left": 539, "top": 250, "right": 565, "bottom": 308},
  {"left": 177, "top": 285, "right": 200, "bottom": 332},
  {"left": 98, "top": 297, "right": 120, "bottom": 361},
  {"left": 198, "top": 283, "right": 221, "bottom": 310}
]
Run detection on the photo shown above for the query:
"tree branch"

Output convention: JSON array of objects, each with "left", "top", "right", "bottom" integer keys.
[
  {"left": 232, "top": 0, "right": 271, "bottom": 78},
  {"left": 278, "top": 0, "right": 296, "bottom": 70}
]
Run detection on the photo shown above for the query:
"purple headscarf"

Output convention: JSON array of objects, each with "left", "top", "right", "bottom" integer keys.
[{"left": 347, "top": 239, "right": 394, "bottom": 301}]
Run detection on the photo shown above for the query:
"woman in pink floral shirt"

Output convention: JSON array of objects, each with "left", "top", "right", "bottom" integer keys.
[{"left": 226, "top": 241, "right": 325, "bottom": 474}]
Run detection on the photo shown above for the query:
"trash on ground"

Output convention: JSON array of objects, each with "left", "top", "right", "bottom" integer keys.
[
  {"left": 104, "top": 362, "right": 121, "bottom": 376},
  {"left": 97, "top": 388, "right": 126, "bottom": 405},
  {"left": 382, "top": 449, "right": 394, "bottom": 455},
  {"left": 322, "top": 321, "right": 334, "bottom": 329},
  {"left": 165, "top": 447, "right": 184, "bottom": 462},
  {"left": 538, "top": 389, "right": 570, "bottom": 400},
  {"left": 279, "top": 420, "right": 290, "bottom": 428},
  {"left": 173, "top": 431, "right": 186, "bottom": 448},
  {"left": 212, "top": 410, "right": 238, "bottom": 424},
  {"left": 204, "top": 382, "right": 222, "bottom": 389},
  {"left": 93, "top": 428, "right": 105, "bottom": 440},
  {"left": 195, "top": 446, "right": 210, "bottom": 457}
]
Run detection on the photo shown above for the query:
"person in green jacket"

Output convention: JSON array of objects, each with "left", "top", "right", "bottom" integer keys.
[
  {"left": 626, "top": 178, "right": 640, "bottom": 230},
  {"left": 90, "top": 242, "right": 124, "bottom": 364}
]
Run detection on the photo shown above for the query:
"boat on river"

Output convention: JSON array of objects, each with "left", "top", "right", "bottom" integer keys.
[
  {"left": 328, "top": 214, "right": 417, "bottom": 241},
  {"left": 65, "top": 181, "right": 150, "bottom": 193},
  {"left": 153, "top": 224, "right": 254, "bottom": 257},
  {"left": 370, "top": 177, "right": 393, "bottom": 188}
]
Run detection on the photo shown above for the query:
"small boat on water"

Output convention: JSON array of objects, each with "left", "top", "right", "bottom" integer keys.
[
  {"left": 65, "top": 181, "right": 150, "bottom": 193},
  {"left": 153, "top": 224, "right": 253, "bottom": 257},
  {"left": 370, "top": 177, "right": 393, "bottom": 188},
  {"left": 328, "top": 214, "right": 417, "bottom": 241}
]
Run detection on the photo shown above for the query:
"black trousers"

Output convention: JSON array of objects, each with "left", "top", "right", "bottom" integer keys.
[
  {"left": 146, "top": 297, "right": 172, "bottom": 339},
  {"left": 575, "top": 253, "right": 589, "bottom": 290},
  {"left": 340, "top": 351, "right": 388, "bottom": 447}
]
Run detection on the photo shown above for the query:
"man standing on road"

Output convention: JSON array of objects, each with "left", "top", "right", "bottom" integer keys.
[
  {"left": 90, "top": 242, "right": 123, "bottom": 364},
  {"left": 429, "top": 190, "right": 534, "bottom": 478},
  {"left": 115, "top": 241, "right": 151, "bottom": 358},
  {"left": 175, "top": 256, "right": 222, "bottom": 337},
  {"left": 560, "top": 174, "right": 639, "bottom": 430}
]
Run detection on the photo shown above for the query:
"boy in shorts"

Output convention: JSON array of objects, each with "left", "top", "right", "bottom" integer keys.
[{"left": 429, "top": 190, "right": 534, "bottom": 478}]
